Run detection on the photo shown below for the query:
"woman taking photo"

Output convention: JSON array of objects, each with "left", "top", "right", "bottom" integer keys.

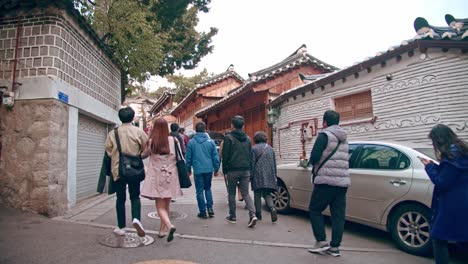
[
  {"left": 141, "top": 118, "right": 183, "bottom": 242},
  {"left": 420, "top": 124, "right": 468, "bottom": 263}
]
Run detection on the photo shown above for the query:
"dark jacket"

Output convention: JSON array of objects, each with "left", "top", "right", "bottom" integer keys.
[
  {"left": 186, "top": 132, "right": 220, "bottom": 174},
  {"left": 222, "top": 129, "right": 252, "bottom": 175},
  {"left": 251, "top": 143, "right": 277, "bottom": 191},
  {"left": 97, "top": 152, "right": 116, "bottom": 195},
  {"left": 424, "top": 145, "right": 468, "bottom": 242}
]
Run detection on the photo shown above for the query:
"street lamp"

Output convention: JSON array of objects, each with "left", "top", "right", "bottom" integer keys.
[{"left": 267, "top": 107, "right": 279, "bottom": 126}]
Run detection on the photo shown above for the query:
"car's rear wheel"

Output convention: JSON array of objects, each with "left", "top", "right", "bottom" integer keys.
[
  {"left": 272, "top": 181, "right": 291, "bottom": 214},
  {"left": 389, "top": 203, "right": 432, "bottom": 256}
]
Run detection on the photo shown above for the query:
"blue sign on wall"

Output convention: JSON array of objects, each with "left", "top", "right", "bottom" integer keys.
[{"left": 58, "top": 92, "right": 69, "bottom": 104}]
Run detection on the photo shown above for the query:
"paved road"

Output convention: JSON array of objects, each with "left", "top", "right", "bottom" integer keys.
[
  {"left": 1, "top": 177, "right": 466, "bottom": 263},
  {"left": 0, "top": 206, "right": 437, "bottom": 264}
]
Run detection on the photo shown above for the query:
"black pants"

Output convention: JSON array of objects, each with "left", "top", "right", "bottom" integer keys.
[
  {"left": 432, "top": 238, "right": 449, "bottom": 264},
  {"left": 115, "top": 179, "right": 141, "bottom": 229},
  {"left": 254, "top": 189, "right": 274, "bottom": 215},
  {"left": 308, "top": 184, "right": 347, "bottom": 248}
]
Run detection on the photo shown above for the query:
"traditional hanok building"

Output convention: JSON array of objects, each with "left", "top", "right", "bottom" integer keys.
[
  {"left": 170, "top": 65, "right": 244, "bottom": 131},
  {"left": 147, "top": 90, "right": 176, "bottom": 126},
  {"left": 195, "top": 45, "right": 338, "bottom": 142},
  {"left": 123, "top": 95, "right": 156, "bottom": 130},
  {"left": 269, "top": 15, "right": 468, "bottom": 165}
]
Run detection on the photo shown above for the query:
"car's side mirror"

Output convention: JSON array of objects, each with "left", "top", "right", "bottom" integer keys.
[{"left": 298, "top": 158, "right": 309, "bottom": 168}]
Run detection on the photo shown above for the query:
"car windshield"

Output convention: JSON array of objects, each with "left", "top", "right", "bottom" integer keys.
[{"left": 414, "top": 148, "right": 437, "bottom": 160}]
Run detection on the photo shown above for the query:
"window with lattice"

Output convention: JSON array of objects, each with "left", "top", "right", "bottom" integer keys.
[{"left": 334, "top": 90, "right": 373, "bottom": 121}]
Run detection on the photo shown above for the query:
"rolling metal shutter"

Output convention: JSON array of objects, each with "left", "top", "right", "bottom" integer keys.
[{"left": 76, "top": 114, "right": 108, "bottom": 200}]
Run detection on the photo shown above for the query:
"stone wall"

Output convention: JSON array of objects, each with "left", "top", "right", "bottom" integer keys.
[
  {"left": 0, "top": 7, "right": 121, "bottom": 110},
  {"left": 0, "top": 99, "right": 68, "bottom": 216}
]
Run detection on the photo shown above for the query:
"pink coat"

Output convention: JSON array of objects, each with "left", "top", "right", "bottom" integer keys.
[{"left": 140, "top": 136, "right": 183, "bottom": 199}]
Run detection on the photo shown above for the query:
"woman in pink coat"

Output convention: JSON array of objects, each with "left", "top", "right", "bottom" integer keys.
[{"left": 141, "top": 118, "right": 183, "bottom": 242}]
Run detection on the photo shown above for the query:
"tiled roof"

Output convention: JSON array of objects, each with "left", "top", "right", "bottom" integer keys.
[
  {"left": 196, "top": 64, "right": 244, "bottom": 87},
  {"left": 248, "top": 44, "right": 338, "bottom": 82},
  {"left": 170, "top": 65, "right": 244, "bottom": 115},
  {"left": 414, "top": 15, "right": 468, "bottom": 41},
  {"left": 269, "top": 14, "right": 468, "bottom": 107},
  {"left": 149, "top": 90, "right": 175, "bottom": 114},
  {"left": 195, "top": 45, "right": 338, "bottom": 117},
  {"left": 299, "top": 73, "right": 332, "bottom": 83},
  {"left": 195, "top": 82, "right": 250, "bottom": 117}
]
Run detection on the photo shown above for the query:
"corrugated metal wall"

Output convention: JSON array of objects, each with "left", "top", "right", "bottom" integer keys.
[
  {"left": 76, "top": 114, "right": 107, "bottom": 200},
  {"left": 274, "top": 50, "right": 468, "bottom": 165}
]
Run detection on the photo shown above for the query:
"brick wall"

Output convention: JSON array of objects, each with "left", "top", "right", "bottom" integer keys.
[{"left": 0, "top": 7, "right": 120, "bottom": 110}]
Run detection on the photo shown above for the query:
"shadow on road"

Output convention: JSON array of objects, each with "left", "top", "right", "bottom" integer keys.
[{"left": 282, "top": 208, "right": 468, "bottom": 263}]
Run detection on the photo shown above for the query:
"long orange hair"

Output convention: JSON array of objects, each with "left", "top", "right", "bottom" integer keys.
[{"left": 149, "top": 118, "right": 170, "bottom": 155}]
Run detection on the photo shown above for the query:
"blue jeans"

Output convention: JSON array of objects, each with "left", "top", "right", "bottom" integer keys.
[{"left": 194, "top": 172, "right": 213, "bottom": 214}]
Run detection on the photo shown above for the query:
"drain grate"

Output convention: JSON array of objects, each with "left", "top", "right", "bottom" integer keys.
[
  {"left": 147, "top": 210, "right": 188, "bottom": 220},
  {"left": 98, "top": 233, "right": 154, "bottom": 248}
]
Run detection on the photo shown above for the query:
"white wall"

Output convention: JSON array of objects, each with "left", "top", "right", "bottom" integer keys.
[{"left": 273, "top": 49, "right": 468, "bottom": 165}]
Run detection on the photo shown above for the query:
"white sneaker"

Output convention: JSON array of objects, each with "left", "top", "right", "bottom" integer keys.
[
  {"left": 307, "top": 241, "right": 330, "bottom": 253},
  {"left": 132, "top": 218, "right": 146, "bottom": 237},
  {"left": 113, "top": 227, "right": 126, "bottom": 236}
]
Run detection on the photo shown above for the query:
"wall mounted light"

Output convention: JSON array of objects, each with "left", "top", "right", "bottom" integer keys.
[{"left": 267, "top": 107, "right": 279, "bottom": 126}]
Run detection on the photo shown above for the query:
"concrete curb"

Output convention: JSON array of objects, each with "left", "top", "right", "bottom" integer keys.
[
  {"left": 53, "top": 218, "right": 401, "bottom": 254},
  {"left": 55, "top": 194, "right": 116, "bottom": 220}
]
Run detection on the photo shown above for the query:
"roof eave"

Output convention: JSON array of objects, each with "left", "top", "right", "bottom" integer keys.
[{"left": 269, "top": 39, "right": 468, "bottom": 107}]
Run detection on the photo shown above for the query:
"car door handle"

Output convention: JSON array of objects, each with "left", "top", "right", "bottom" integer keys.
[{"left": 390, "top": 179, "right": 407, "bottom": 186}]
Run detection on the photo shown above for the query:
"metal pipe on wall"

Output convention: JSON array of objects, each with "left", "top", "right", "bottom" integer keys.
[{"left": 11, "top": 16, "right": 22, "bottom": 94}]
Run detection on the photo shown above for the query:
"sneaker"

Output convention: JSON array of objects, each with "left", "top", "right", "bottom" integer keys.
[
  {"left": 270, "top": 208, "right": 278, "bottom": 223},
  {"left": 307, "top": 242, "right": 330, "bottom": 253},
  {"left": 197, "top": 212, "right": 208, "bottom": 219},
  {"left": 225, "top": 216, "right": 237, "bottom": 223},
  {"left": 248, "top": 216, "right": 258, "bottom": 228},
  {"left": 132, "top": 218, "right": 145, "bottom": 237},
  {"left": 207, "top": 208, "right": 215, "bottom": 217},
  {"left": 325, "top": 247, "right": 341, "bottom": 257},
  {"left": 113, "top": 227, "right": 126, "bottom": 236}
]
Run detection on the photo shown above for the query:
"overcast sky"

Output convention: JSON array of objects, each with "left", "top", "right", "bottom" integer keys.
[{"left": 145, "top": 0, "right": 467, "bottom": 91}]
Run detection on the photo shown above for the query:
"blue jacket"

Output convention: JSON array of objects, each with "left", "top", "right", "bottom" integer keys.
[
  {"left": 185, "top": 132, "right": 220, "bottom": 175},
  {"left": 425, "top": 145, "right": 468, "bottom": 242}
]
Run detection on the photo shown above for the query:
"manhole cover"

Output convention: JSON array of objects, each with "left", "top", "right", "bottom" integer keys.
[
  {"left": 147, "top": 210, "right": 187, "bottom": 220},
  {"left": 99, "top": 233, "right": 154, "bottom": 248},
  {"left": 134, "top": 261, "right": 195, "bottom": 264}
]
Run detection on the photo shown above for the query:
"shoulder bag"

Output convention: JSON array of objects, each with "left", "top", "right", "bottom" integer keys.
[
  {"left": 313, "top": 140, "right": 341, "bottom": 182},
  {"left": 114, "top": 128, "right": 145, "bottom": 183},
  {"left": 174, "top": 138, "right": 192, "bottom": 188}
]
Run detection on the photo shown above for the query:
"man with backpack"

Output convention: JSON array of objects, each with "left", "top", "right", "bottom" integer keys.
[{"left": 222, "top": 115, "right": 257, "bottom": 228}]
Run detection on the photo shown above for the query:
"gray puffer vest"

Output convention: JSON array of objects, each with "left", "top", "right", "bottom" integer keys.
[{"left": 313, "top": 125, "right": 351, "bottom": 187}]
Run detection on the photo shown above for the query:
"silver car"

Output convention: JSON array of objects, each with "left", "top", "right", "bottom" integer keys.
[{"left": 272, "top": 141, "right": 436, "bottom": 256}]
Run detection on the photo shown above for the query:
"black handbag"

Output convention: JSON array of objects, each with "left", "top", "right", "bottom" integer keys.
[
  {"left": 174, "top": 138, "right": 191, "bottom": 188},
  {"left": 114, "top": 128, "right": 145, "bottom": 183}
]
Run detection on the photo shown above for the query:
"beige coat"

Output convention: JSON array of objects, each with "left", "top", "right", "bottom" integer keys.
[
  {"left": 105, "top": 123, "right": 148, "bottom": 181},
  {"left": 140, "top": 136, "right": 183, "bottom": 199}
]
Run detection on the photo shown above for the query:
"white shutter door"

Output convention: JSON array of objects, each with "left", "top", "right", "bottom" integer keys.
[{"left": 76, "top": 114, "right": 107, "bottom": 200}]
